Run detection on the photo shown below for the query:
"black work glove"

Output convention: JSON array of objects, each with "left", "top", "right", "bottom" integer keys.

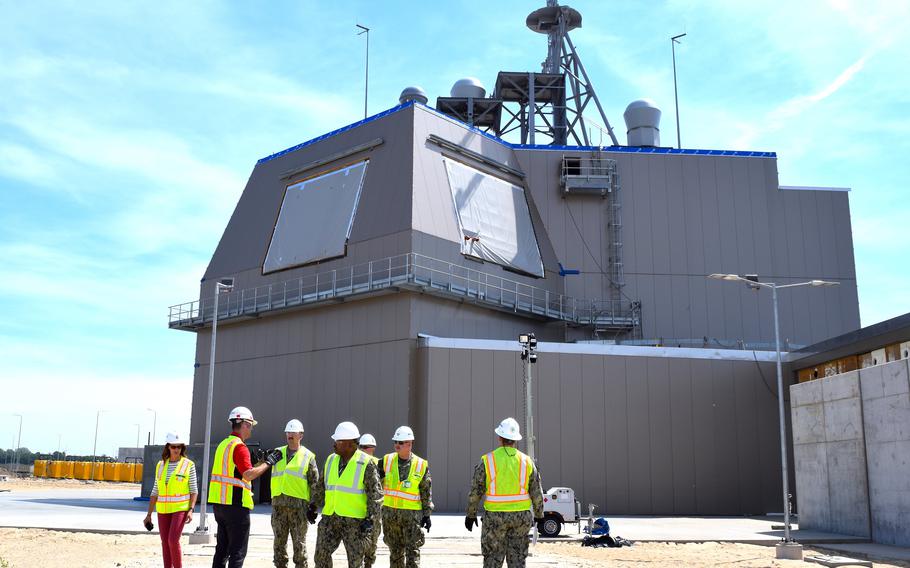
[
  {"left": 264, "top": 449, "right": 283, "bottom": 466},
  {"left": 250, "top": 447, "right": 266, "bottom": 464},
  {"left": 420, "top": 515, "right": 431, "bottom": 532},
  {"left": 306, "top": 505, "right": 318, "bottom": 525},
  {"left": 465, "top": 516, "right": 478, "bottom": 532},
  {"left": 360, "top": 518, "right": 374, "bottom": 535}
]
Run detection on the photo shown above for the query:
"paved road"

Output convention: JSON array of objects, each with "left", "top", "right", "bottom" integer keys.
[{"left": 0, "top": 487, "right": 867, "bottom": 544}]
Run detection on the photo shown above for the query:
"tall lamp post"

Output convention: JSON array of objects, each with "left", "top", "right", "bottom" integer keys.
[
  {"left": 671, "top": 33, "right": 686, "bottom": 149},
  {"left": 192, "top": 279, "right": 234, "bottom": 544},
  {"left": 356, "top": 24, "right": 370, "bottom": 120},
  {"left": 13, "top": 414, "right": 22, "bottom": 474},
  {"left": 91, "top": 410, "right": 103, "bottom": 478},
  {"left": 146, "top": 408, "right": 157, "bottom": 445},
  {"left": 708, "top": 273, "right": 838, "bottom": 560}
]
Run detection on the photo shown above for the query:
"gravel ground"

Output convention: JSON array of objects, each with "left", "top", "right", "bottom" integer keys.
[{"left": 1, "top": 528, "right": 907, "bottom": 568}]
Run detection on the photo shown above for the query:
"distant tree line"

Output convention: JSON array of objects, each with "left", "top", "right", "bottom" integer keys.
[{"left": 1, "top": 448, "right": 116, "bottom": 465}]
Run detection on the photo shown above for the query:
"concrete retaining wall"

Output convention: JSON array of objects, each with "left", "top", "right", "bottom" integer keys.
[{"left": 791, "top": 359, "right": 910, "bottom": 545}]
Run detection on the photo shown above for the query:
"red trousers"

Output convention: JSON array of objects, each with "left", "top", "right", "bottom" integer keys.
[{"left": 157, "top": 511, "right": 187, "bottom": 568}]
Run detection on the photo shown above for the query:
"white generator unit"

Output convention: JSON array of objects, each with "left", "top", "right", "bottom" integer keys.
[{"left": 539, "top": 486, "right": 581, "bottom": 537}]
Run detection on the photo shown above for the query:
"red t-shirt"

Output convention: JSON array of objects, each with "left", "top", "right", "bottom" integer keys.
[{"left": 230, "top": 433, "right": 252, "bottom": 474}]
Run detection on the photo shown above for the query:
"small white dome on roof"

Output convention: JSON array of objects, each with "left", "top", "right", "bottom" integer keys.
[
  {"left": 399, "top": 86, "right": 428, "bottom": 105},
  {"left": 450, "top": 77, "right": 486, "bottom": 99}
]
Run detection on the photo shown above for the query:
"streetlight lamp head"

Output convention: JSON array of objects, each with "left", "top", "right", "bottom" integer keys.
[
  {"left": 518, "top": 334, "right": 530, "bottom": 344},
  {"left": 809, "top": 280, "right": 839, "bottom": 287},
  {"left": 708, "top": 273, "right": 741, "bottom": 281}
]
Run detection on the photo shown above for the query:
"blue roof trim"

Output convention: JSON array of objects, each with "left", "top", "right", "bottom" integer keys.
[
  {"left": 257, "top": 101, "right": 417, "bottom": 164},
  {"left": 258, "top": 101, "right": 775, "bottom": 164},
  {"left": 512, "top": 144, "right": 776, "bottom": 158}
]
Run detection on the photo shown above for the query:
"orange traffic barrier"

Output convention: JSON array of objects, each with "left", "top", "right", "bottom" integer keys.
[
  {"left": 103, "top": 462, "right": 117, "bottom": 481},
  {"left": 73, "top": 462, "right": 91, "bottom": 480},
  {"left": 61, "top": 461, "right": 75, "bottom": 479},
  {"left": 33, "top": 460, "right": 47, "bottom": 478},
  {"left": 133, "top": 463, "right": 143, "bottom": 482},
  {"left": 48, "top": 461, "right": 64, "bottom": 479},
  {"left": 91, "top": 462, "right": 105, "bottom": 481}
]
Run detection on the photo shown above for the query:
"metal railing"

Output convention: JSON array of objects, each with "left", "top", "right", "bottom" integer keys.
[{"left": 168, "top": 253, "right": 639, "bottom": 331}]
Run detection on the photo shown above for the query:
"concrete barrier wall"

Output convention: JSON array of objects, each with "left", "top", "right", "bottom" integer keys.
[{"left": 791, "top": 359, "right": 910, "bottom": 545}]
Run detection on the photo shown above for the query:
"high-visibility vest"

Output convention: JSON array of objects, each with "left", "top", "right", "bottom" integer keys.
[
  {"left": 481, "top": 446, "right": 534, "bottom": 512},
  {"left": 208, "top": 436, "right": 254, "bottom": 510},
  {"left": 382, "top": 453, "right": 428, "bottom": 510},
  {"left": 322, "top": 449, "right": 370, "bottom": 519},
  {"left": 271, "top": 445, "right": 314, "bottom": 501},
  {"left": 155, "top": 457, "right": 193, "bottom": 514}
]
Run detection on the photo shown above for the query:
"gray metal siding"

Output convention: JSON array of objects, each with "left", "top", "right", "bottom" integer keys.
[{"left": 419, "top": 345, "right": 785, "bottom": 514}]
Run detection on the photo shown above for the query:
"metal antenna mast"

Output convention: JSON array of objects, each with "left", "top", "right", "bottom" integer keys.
[{"left": 526, "top": 0, "right": 618, "bottom": 146}]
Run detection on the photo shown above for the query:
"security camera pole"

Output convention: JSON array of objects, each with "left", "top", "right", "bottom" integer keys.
[
  {"left": 518, "top": 333, "right": 538, "bottom": 460},
  {"left": 519, "top": 333, "right": 539, "bottom": 545}
]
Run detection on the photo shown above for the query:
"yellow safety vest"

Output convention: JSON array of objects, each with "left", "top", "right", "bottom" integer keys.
[
  {"left": 481, "top": 446, "right": 533, "bottom": 512},
  {"left": 155, "top": 457, "right": 193, "bottom": 514},
  {"left": 323, "top": 449, "right": 369, "bottom": 519},
  {"left": 208, "top": 436, "right": 254, "bottom": 510},
  {"left": 382, "top": 453, "right": 427, "bottom": 510},
  {"left": 271, "top": 445, "right": 314, "bottom": 501}
]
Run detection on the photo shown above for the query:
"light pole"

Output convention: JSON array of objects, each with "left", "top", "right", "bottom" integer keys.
[
  {"left": 91, "top": 410, "right": 103, "bottom": 479},
  {"left": 13, "top": 414, "right": 22, "bottom": 474},
  {"left": 356, "top": 24, "right": 370, "bottom": 119},
  {"left": 708, "top": 273, "right": 839, "bottom": 559},
  {"left": 193, "top": 279, "right": 234, "bottom": 543},
  {"left": 134, "top": 424, "right": 141, "bottom": 450},
  {"left": 147, "top": 408, "right": 157, "bottom": 445},
  {"left": 671, "top": 33, "right": 686, "bottom": 149}
]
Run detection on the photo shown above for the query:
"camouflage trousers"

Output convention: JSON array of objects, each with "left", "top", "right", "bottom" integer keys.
[
  {"left": 363, "top": 511, "right": 381, "bottom": 568},
  {"left": 313, "top": 514, "right": 370, "bottom": 568},
  {"left": 381, "top": 508, "right": 425, "bottom": 568},
  {"left": 272, "top": 503, "right": 309, "bottom": 568},
  {"left": 480, "top": 510, "right": 533, "bottom": 568}
]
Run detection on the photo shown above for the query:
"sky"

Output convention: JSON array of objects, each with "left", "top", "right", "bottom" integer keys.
[{"left": 1, "top": 1, "right": 908, "bottom": 456}]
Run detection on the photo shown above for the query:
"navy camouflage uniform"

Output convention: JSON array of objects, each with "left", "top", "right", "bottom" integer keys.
[
  {"left": 380, "top": 457, "right": 433, "bottom": 568},
  {"left": 465, "top": 449, "right": 544, "bottom": 568}
]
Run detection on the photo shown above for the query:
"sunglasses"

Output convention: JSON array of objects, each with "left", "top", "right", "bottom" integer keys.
[
  {"left": 394, "top": 441, "right": 410, "bottom": 446},
  {"left": 169, "top": 445, "right": 185, "bottom": 450}
]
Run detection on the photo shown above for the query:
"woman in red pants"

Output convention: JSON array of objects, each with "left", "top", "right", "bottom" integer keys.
[{"left": 143, "top": 431, "right": 198, "bottom": 568}]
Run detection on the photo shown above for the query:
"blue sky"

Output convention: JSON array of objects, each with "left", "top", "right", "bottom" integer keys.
[{"left": 1, "top": 1, "right": 908, "bottom": 456}]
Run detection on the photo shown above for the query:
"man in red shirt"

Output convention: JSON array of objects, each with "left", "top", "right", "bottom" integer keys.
[{"left": 211, "top": 406, "right": 280, "bottom": 568}]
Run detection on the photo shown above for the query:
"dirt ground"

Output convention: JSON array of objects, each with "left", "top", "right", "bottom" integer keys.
[
  {"left": 0, "top": 477, "right": 138, "bottom": 492},
  {"left": 0, "top": 528, "right": 906, "bottom": 568}
]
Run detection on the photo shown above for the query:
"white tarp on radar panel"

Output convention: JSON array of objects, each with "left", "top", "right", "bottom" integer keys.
[
  {"left": 263, "top": 160, "right": 368, "bottom": 273},
  {"left": 443, "top": 159, "right": 544, "bottom": 277}
]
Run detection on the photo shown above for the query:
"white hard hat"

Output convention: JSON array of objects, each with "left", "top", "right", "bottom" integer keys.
[
  {"left": 228, "top": 406, "right": 257, "bottom": 426},
  {"left": 392, "top": 426, "right": 415, "bottom": 442},
  {"left": 285, "top": 419, "right": 304, "bottom": 433},
  {"left": 494, "top": 417, "right": 522, "bottom": 441},
  {"left": 358, "top": 433, "right": 377, "bottom": 447},
  {"left": 331, "top": 421, "right": 361, "bottom": 441},
  {"left": 164, "top": 431, "right": 185, "bottom": 445}
]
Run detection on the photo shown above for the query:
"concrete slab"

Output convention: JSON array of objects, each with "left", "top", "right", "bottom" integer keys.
[
  {"left": 805, "top": 553, "right": 872, "bottom": 567},
  {"left": 815, "top": 542, "right": 910, "bottom": 563}
]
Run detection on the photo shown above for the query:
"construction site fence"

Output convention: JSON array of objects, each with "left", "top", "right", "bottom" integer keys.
[{"left": 32, "top": 460, "right": 143, "bottom": 483}]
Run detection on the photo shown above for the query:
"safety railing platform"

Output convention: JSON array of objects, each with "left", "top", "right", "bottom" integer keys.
[{"left": 168, "top": 253, "right": 640, "bottom": 332}]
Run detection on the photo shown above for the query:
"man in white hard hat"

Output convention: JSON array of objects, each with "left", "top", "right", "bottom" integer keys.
[
  {"left": 381, "top": 425, "right": 433, "bottom": 568},
  {"left": 270, "top": 419, "right": 319, "bottom": 568},
  {"left": 358, "top": 433, "right": 382, "bottom": 568},
  {"left": 358, "top": 433, "right": 378, "bottom": 458},
  {"left": 209, "top": 406, "right": 281, "bottom": 568},
  {"left": 312, "top": 421, "right": 383, "bottom": 568},
  {"left": 464, "top": 417, "right": 544, "bottom": 568}
]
